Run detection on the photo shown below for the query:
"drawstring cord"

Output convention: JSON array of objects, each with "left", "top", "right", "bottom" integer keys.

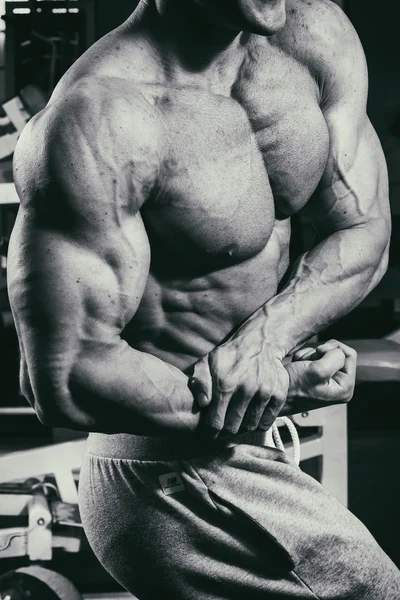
[{"left": 266, "top": 417, "right": 301, "bottom": 466}]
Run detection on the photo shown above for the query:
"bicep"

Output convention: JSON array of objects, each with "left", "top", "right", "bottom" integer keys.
[
  {"left": 308, "top": 115, "right": 390, "bottom": 235},
  {"left": 307, "top": 19, "right": 390, "bottom": 236},
  {"left": 8, "top": 194, "right": 150, "bottom": 403}
]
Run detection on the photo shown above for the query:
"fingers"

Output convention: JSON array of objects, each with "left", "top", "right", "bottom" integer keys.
[
  {"left": 240, "top": 373, "right": 288, "bottom": 432},
  {"left": 220, "top": 365, "right": 288, "bottom": 435},
  {"left": 208, "top": 388, "right": 284, "bottom": 437},
  {"left": 258, "top": 394, "right": 284, "bottom": 431},
  {"left": 203, "top": 389, "right": 236, "bottom": 439},
  {"left": 340, "top": 345, "right": 357, "bottom": 379},
  {"left": 237, "top": 384, "right": 278, "bottom": 433},
  {"left": 324, "top": 341, "right": 357, "bottom": 400},
  {"left": 294, "top": 340, "right": 357, "bottom": 379},
  {"left": 291, "top": 348, "right": 346, "bottom": 388},
  {"left": 309, "top": 347, "right": 346, "bottom": 381},
  {"left": 190, "top": 356, "right": 212, "bottom": 408},
  {"left": 205, "top": 381, "right": 262, "bottom": 438},
  {"left": 240, "top": 392, "right": 269, "bottom": 432},
  {"left": 291, "top": 340, "right": 357, "bottom": 404},
  {"left": 314, "top": 339, "right": 357, "bottom": 376},
  {"left": 216, "top": 385, "right": 254, "bottom": 436},
  {"left": 195, "top": 346, "right": 290, "bottom": 439},
  {"left": 292, "top": 347, "right": 318, "bottom": 362}
]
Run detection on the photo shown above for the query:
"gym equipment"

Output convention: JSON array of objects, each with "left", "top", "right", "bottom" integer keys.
[
  {"left": 0, "top": 95, "right": 29, "bottom": 161},
  {"left": 0, "top": 441, "right": 84, "bottom": 562},
  {"left": 0, "top": 443, "right": 136, "bottom": 599},
  {"left": 291, "top": 404, "right": 348, "bottom": 505},
  {"left": 4, "top": 0, "right": 96, "bottom": 98},
  {"left": 0, "top": 84, "right": 47, "bottom": 160},
  {"left": 345, "top": 329, "right": 400, "bottom": 383},
  {"left": 0, "top": 566, "right": 82, "bottom": 600}
]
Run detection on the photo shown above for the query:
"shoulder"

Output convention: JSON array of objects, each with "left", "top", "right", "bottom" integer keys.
[
  {"left": 278, "top": 0, "right": 367, "bottom": 107},
  {"left": 19, "top": 76, "right": 162, "bottom": 168},
  {"left": 14, "top": 77, "right": 163, "bottom": 208},
  {"left": 285, "top": 0, "right": 353, "bottom": 36}
]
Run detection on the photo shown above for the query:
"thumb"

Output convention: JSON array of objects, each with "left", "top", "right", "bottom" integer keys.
[{"left": 190, "top": 356, "right": 212, "bottom": 408}]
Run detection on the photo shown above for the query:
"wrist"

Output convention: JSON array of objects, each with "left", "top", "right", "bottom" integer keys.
[
  {"left": 260, "top": 333, "right": 286, "bottom": 361},
  {"left": 260, "top": 302, "right": 302, "bottom": 358},
  {"left": 285, "top": 361, "right": 310, "bottom": 400},
  {"left": 261, "top": 327, "right": 293, "bottom": 360},
  {"left": 232, "top": 312, "right": 286, "bottom": 359}
]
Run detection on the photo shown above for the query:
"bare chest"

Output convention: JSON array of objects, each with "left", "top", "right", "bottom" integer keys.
[
  {"left": 142, "top": 57, "right": 328, "bottom": 272},
  {"left": 233, "top": 45, "right": 330, "bottom": 217}
]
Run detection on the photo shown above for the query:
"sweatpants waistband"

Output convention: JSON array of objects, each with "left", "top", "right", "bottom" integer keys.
[{"left": 85, "top": 430, "right": 272, "bottom": 461}]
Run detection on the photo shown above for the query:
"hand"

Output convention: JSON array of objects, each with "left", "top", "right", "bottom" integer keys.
[
  {"left": 285, "top": 339, "right": 357, "bottom": 408},
  {"left": 190, "top": 339, "right": 289, "bottom": 439}
]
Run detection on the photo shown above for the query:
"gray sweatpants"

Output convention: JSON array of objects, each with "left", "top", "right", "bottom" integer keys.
[{"left": 79, "top": 432, "right": 400, "bottom": 599}]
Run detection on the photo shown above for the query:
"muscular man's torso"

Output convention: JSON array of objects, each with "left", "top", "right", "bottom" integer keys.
[{"left": 37, "top": 2, "right": 331, "bottom": 373}]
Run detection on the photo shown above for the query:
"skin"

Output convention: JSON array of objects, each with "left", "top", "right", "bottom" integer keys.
[{"left": 8, "top": 0, "right": 388, "bottom": 437}]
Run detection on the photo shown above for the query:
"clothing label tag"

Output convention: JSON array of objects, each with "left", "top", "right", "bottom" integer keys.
[{"left": 158, "top": 472, "right": 185, "bottom": 496}]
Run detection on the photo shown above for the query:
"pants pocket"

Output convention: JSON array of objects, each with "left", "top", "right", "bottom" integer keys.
[
  {"left": 189, "top": 445, "right": 302, "bottom": 571},
  {"left": 207, "top": 485, "right": 296, "bottom": 571}
]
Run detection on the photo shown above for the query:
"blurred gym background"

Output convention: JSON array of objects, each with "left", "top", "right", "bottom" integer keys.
[{"left": 0, "top": 0, "right": 399, "bottom": 598}]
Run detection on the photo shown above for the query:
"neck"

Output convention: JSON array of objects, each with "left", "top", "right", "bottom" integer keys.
[{"left": 129, "top": 0, "right": 247, "bottom": 90}]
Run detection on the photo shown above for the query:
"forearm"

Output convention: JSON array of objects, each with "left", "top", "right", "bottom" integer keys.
[
  {"left": 247, "top": 221, "right": 389, "bottom": 357},
  {"left": 9, "top": 210, "right": 200, "bottom": 436},
  {"left": 29, "top": 341, "right": 201, "bottom": 435},
  {"left": 33, "top": 341, "right": 349, "bottom": 433}
]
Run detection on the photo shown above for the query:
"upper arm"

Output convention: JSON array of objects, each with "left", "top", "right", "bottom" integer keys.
[
  {"left": 302, "top": 1, "right": 390, "bottom": 239},
  {"left": 8, "top": 90, "right": 158, "bottom": 407}
]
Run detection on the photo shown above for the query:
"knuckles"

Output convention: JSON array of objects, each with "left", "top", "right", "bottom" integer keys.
[
  {"left": 208, "top": 417, "right": 224, "bottom": 433},
  {"left": 223, "top": 425, "right": 241, "bottom": 436}
]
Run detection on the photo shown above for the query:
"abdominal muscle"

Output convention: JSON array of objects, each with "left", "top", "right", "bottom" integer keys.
[{"left": 122, "top": 220, "right": 290, "bottom": 374}]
